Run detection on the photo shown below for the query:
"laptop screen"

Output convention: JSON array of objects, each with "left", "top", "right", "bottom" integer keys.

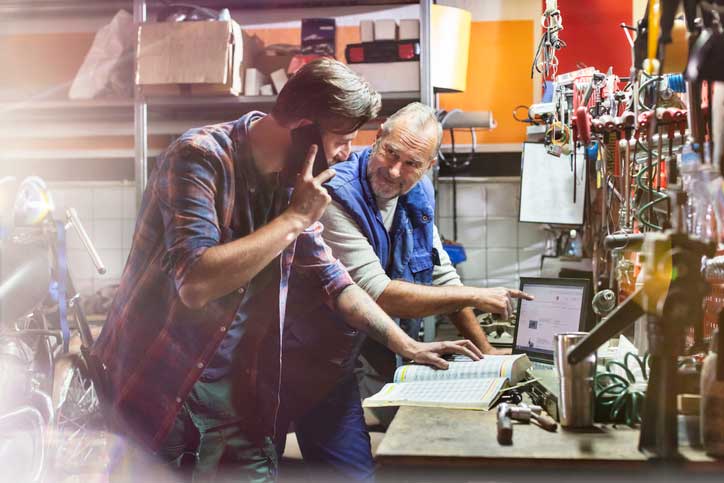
[{"left": 513, "top": 278, "right": 589, "bottom": 363}]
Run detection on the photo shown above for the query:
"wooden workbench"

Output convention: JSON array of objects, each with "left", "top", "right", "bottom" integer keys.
[{"left": 375, "top": 407, "right": 723, "bottom": 482}]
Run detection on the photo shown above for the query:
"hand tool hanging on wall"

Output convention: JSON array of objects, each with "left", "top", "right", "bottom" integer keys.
[
  {"left": 684, "top": 0, "right": 724, "bottom": 174},
  {"left": 532, "top": 0, "right": 566, "bottom": 81}
]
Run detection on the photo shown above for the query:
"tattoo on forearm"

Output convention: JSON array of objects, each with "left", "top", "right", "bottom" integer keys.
[
  {"left": 346, "top": 287, "right": 390, "bottom": 346},
  {"left": 366, "top": 315, "right": 390, "bottom": 347}
]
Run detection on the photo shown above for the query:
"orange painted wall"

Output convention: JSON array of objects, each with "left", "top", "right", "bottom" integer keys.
[{"left": 438, "top": 20, "right": 535, "bottom": 145}]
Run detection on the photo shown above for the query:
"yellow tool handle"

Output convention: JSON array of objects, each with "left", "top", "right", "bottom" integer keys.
[{"left": 647, "top": 0, "right": 661, "bottom": 75}]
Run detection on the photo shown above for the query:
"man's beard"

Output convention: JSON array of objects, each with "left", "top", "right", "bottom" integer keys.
[{"left": 369, "top": 169, "right": 403, "bottom": 199}]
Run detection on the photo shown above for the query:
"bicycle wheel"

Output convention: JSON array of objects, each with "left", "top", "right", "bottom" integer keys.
[{"left": 51, "top": 353, "right": 108, "bottom": 477}]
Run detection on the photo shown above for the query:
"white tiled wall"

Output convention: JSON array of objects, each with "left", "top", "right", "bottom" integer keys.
[
  {"left": 48, "top": 181, "right": 136, "bottom": 296},
  {"left": 44, "top": 177, "right": 544, "bottom": 296},
  {"left": 437, "top": 177, "right": 546, "bottom": 289}
]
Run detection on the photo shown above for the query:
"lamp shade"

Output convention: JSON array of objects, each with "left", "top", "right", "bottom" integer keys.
[{"left": 431, "top": 4, "right": 471, "bottom": 93}]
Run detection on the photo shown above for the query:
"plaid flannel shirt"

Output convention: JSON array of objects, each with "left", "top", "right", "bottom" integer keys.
[{"left": 92, "top": 112, "right": 353, "bottom": 449}]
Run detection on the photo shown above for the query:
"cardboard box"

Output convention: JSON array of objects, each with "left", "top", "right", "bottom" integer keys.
[
  {"left": 136, "top": 19, "right": 243, "bottom": 96},
  {"left": 360, "top": 20, "right": 374, "bottom": 42},
  {"left": 374, "top": 19, "right": 397, "bottom": 41},
  {"left": 349, "top": 61, "right": 419, "bottom": 92},
  {"left": 270, "top": 68, "right": 288, "bottom": 93},
  {"left": 399, "top": 19, "right": 420, "bottom": 40}
]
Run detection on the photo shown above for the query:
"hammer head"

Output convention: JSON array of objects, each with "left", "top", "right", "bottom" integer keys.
[
  {"left": 498, "top": 402, "right": 510, "bottom": 414},
  {"left": 497, "top": 403, "right": 513, "bottom": 445},
  {"left": 508, "top": 403, "right": 544, "bottom": 423},
  {"left": 510, "top": 406, "right": 533, "bottom": 423}
]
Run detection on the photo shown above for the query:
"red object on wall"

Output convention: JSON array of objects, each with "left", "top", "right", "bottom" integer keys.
[
  {"left": 398, "top": 43, "right": 416, "bottom": 60},
  {"left": 347, "top": 46, "right": 364, "bottom": 63},
  {"left": 548, "top": 0, "right": 633, "bottom": 77}
]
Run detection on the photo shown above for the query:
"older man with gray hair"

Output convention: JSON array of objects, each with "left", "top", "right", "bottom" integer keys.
[{"left": 275, "top": 102, "right": 531, "bottom": 481}]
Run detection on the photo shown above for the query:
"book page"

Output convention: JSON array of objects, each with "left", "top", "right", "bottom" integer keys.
[
  {"left": 393, "top": 354, "right": 531, "bottom": 385},
  {"left": 362, "top": 378, "right": 508, "bottom": 411}
]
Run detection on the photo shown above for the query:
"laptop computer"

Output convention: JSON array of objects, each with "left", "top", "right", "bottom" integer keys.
[
  {"left": 512, "top": 277, "right": 590, "bottom": 420},
  {"left": 512, "top": 277, "right": 591, "bottom": 369}
]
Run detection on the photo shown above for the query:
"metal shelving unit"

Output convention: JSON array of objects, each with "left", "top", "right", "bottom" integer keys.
[
  {"left": 132, "top": 0, "right": 433, "bottom": 203},
  {"left": 133, "top": 0, "right": 148, "bottom": 202},
  {"left": 0, "top": 1, "right": 432, "bottom": 195},
  {"left": 0, "top": 94, "right": 136, "bottom": 177},
  {"left": 146, "top": 91, "right": 421, "bottom": 107},
  {"left": 0, "top": 1, "right": 423, "bottom": 16},
  {"left": 0, "top": 0, "right": 130, "bottom": 16},
  {"left": 4, "top": 149, "right": 163, "bottom": 160}
]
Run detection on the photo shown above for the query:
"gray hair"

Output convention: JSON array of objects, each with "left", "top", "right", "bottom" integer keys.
[{"left": 378, "top": 102, "right": 442, "bottom": 158}]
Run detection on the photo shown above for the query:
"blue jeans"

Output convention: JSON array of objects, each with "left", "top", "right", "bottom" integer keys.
[{"left": 284, "top": 375, "right": 375, "bottom": 482}]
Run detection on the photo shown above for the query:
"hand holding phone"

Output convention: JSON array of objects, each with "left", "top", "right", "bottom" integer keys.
[
  {"left": 283, "top": 124, "right": 329, "bottom": 187},
  {"left": 287, "top": 144, "right": 337, "bottom": 229}
]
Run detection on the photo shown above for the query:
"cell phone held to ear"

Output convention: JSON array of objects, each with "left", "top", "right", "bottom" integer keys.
[{"left": 282, "top": 124, "right": 329, "bottom": 187}]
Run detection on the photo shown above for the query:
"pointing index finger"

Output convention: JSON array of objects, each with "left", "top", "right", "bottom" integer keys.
[{"left": 510, "top": 289, "right": 534, "bottom": 300}]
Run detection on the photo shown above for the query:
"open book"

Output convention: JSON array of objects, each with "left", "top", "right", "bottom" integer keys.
[{"left": 362, "top": 354, "right": 532, "bottom": 411}]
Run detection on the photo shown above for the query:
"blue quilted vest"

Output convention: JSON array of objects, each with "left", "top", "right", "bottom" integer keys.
[{"left": 326, "top": 147, "right": 438, "bottom": 339}]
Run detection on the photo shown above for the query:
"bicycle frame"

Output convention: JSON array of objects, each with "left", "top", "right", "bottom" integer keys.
[{"left": 0, "top": 205, "right": 108, "bottom": 478}]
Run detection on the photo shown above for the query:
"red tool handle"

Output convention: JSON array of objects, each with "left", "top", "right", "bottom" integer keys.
[
  {"left": 638, "top": 111, "right": 653, "bottom": 128},
  {"left": 618, "top": 111, "right": 636, "bottom": 141},
  {"left": 659, "top": 108, "right": 674, "bottom": 122},
  {"left": 600, "top": 115, "right": 616, "bottom": 132},
  {"left": 667, "top": 122, "right": 677, "bottom": 146},
  {"left": 591, "top": 119, "right": 604, "bottom": 134},
  {"left": 620, "top": 111, "right": 636, "bottom": 127},
  {"left": 659, "top": 158, "right": 668, "bottom": 189},
  {"left": 575, "top": 106, "right": 591, "bottom": 145}
]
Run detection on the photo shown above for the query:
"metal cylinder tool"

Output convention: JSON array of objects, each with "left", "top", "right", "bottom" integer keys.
[{"left": 497, "top": 402, "right": 558, "bottom": 445}]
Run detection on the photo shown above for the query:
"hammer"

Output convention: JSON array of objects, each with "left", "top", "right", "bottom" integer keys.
[{"left": 497, "top": 403, "right": 558, "bottom": 445}]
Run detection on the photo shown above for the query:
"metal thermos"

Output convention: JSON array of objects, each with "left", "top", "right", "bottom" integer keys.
[{"left": 554, "top": 332, "right": 596, "bottom": 428}]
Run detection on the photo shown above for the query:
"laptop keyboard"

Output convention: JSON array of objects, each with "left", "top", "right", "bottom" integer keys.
[{"left": 531, "top": 361, "right": 555, "bottom": 371}]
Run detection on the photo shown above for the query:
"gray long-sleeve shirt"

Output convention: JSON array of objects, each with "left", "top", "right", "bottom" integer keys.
[{"left": 319, "top": 197, "right": 462, "bottom": 301}]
